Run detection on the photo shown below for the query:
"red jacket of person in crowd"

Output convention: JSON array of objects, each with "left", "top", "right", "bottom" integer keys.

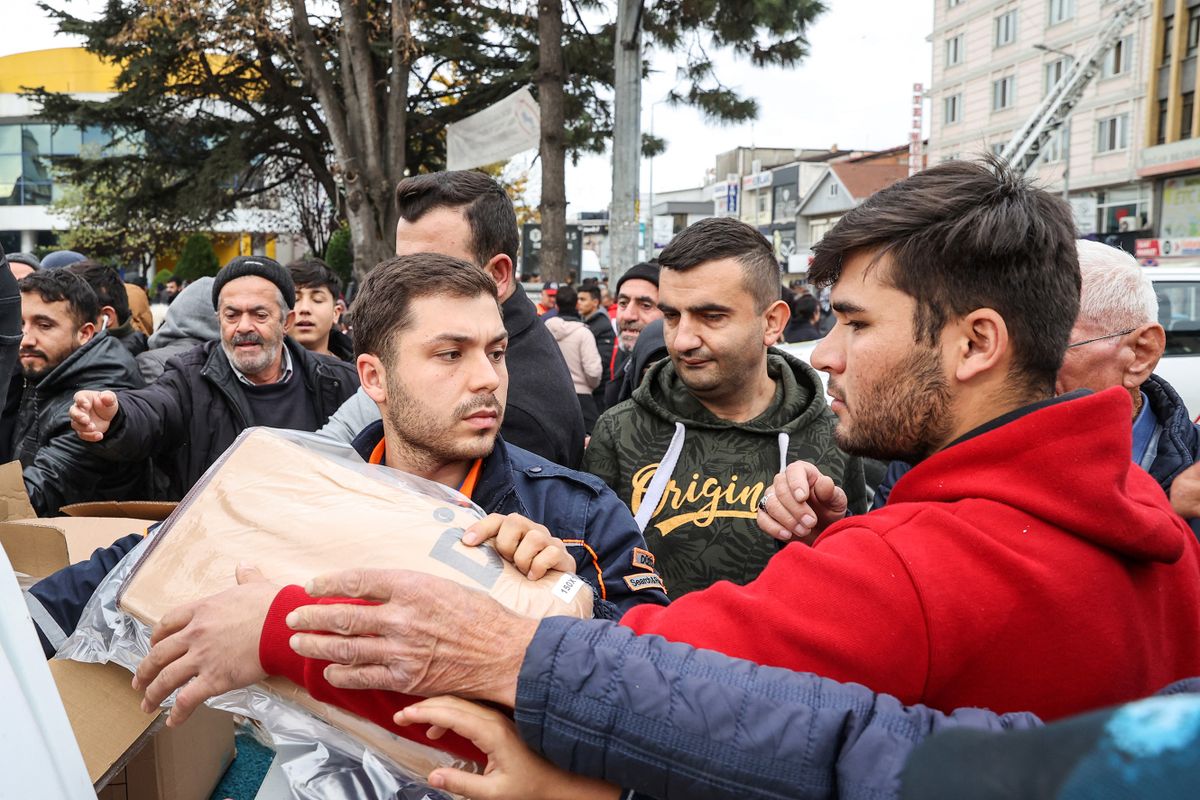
[{"left": 621, "top": 387, "right": 1200, "bottom": 721}]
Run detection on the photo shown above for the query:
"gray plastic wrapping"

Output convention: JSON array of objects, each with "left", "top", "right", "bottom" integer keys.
[
  {"left": 53, "top": 429, "right": 515, "bottom": 799},
  {"left": 56, "top": 529, "right": 466, "bottom": 800}
]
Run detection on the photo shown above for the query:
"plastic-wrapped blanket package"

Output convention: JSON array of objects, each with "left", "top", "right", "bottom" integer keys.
[{"left": 59, "top": 427, "right": 594, "bottom": 799}]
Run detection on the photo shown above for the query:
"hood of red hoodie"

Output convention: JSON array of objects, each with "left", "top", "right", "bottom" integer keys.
[{"left": 888, "top": 387, "right": 1188, "bottom": 564}]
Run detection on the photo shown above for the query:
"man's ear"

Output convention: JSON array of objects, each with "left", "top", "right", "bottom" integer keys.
[
  {"left": 1126, "top": 322, "right": 1166, "bottom": 389},
  {"left": 284, "top": 308, "right": 297, "bottom": 330},
  {"left": 763, "top": 299, "right": 790, "bottom": 347},
  {"left": 481, "top": 254, "right": 515, "bottom": 300},
  {"left": 99, "top": 306, "right": 119, "bottom": 330},
  {"left": 358, "top": 353, "right": 388, "bottom": 404},
  {"left": 77, "top": 321, "right": 96, "bottom": 345},
  {"left": 952, "top": 308, "right": 1008, "bottom": 383}
]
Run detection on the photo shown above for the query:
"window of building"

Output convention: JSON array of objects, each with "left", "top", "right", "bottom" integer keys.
[
  {"left": 1049, "top": 0, "right": 1075, "bottom": 26},
  {"left": 1096, "top": 113, "right": 1130, "bottom": 153},
  {"left": 1102, "top": 36, "right": 1132, "bottom": 77},
  {"left": 946, "top": 34, "right": 965, "bottom": 67},
  {"left": 1184, "top": 92, "right": 1195, "bottom": 139},
  {"left": 990, "top": 141, "right": 1008, "bottom": 156},
  {"left": 1044, "top": 56, "right": 1071, "bottom": 96},
  {"left": 948, "top": 0, "right": 964, "bottom": 7},
  {"left": 944, "top": 93, "right": 963, "bottom": 124},
  {"left": 1164, "top": 16, "right": 1175, "bottom": 66},
  {"left": 995, "top": 10, "right": 1017, "bottom": 47},
  {"left": 1158, "top": 99, "right": 1170, "bottom": 145},
  {"left": 1097, "top": 185, "right": 1149, "bottom": 233},
  {"left": 757, "top": 190, "right": 769, "bottom": 216},
  {"left": 993, "top": 75, "right": 1016, "bottom": 110},
  {"left": 828, "top": 181, "right": 839, "bottom": 197},
  {"left": 0, "top": 122, "right": 112, "bottom": 205},
  {"left": 1189, "top": 8, "right": 1200, "bottom": 56}
]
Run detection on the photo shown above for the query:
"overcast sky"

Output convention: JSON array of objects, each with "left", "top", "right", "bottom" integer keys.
[{"left": 3, "top": 1, "right": 933, "bottom": 213}]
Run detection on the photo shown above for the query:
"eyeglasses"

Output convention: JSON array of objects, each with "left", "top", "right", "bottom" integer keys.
[{"left": 1066, "top": 328, "right": 1135, "bottom": 348}]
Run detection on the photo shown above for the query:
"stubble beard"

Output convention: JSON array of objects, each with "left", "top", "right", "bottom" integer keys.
[
  {"left": 833, "top": 344, "right": 954, "bottom": 465},
  {"left": 385, "top": 374, "right": 503, "bottom": 473}
]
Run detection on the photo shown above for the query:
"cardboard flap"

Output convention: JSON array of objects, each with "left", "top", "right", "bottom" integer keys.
[
  {"left": 0, "top": 460, "right": 36, "bottom": 522},
  {"left": 0, "top": 517, "right": 155, "bottom": 578},
  {"left": 49, "top": 659, "right": 162, "bottom": 786},
  {"left": 61, "top": 501, "right": 178, "bottom": 522}
]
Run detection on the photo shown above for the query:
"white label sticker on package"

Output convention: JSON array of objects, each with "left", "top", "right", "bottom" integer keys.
[{"left": 552, "top": 572, "right": 585, "bottom": 604}]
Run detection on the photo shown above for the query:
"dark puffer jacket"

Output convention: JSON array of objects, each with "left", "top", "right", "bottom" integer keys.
[
  {"left": 88, "top": 337, "right": 358, "bottom": 499},
  {"left": 11, "top": 333, "right": 150, "bottom": 514}
]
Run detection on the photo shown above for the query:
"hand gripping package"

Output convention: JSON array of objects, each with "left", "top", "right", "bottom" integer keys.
[{"left": 63, "top": 427, "right": 593, "bottom": 799}]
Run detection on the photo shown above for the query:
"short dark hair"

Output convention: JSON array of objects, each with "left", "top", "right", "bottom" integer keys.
[
  {"left": 394, "top": 171, "right": 519, "bottom": 267},
  {"left": 579, "top": 284, "right": 601, "bottom": 303},
  {"left": 793, "top": 294, "right": 819, "bottom": 321},
  {"left": 657, "top": 217, "right": 780, "bottom": 312},
  {"left": 19, "top": 269, "right": 100, "bottom": 328},
  {"left": 68, "top": 260, "right": 130, "bottom": 324},
  {"left": 351, "top": 252, "right": 500, "bottom": 364},
  {"left": 287, "top": 258, "right": 342, "bottom": 299},
  {"left": 555, "top": 284, "right": 578, "bottom": 313},
  {"left": 809, "top": 158, "right": 1080, "bottom": 394}
]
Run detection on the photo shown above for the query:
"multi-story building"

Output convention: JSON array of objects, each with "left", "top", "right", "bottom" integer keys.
[
  {"left": 0, "top": 47, "right": 301, "bottom": 270},
  {"left": 1134, "top": 0, "right": 1200, "bottom": 263},
  {"left": 927, "top": 0, "right": 1153, "bottom": 242}
]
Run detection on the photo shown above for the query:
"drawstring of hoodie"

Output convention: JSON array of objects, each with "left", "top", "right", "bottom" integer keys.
[{"left": 633, "top": 425, "right": 792, "bottom": 534}]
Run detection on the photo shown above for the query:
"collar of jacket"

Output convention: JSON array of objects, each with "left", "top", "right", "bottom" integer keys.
[
  {"left": 200, "top": 337, "right": 334, "bottom": 423},
  {"left": 27, "top": 332, "right": 135, "bottom": 393},
  {"left": 501, "top": 289, "right": 537, "bottom": 339},
  {"left": 1143, "top": 372, "right": 1200, "bottom": 486},
  {"left": 351, "top": 419, "right": 525, "bottom": 515}
]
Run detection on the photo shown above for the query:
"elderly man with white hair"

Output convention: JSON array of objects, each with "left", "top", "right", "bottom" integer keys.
[{"left": 869, "top": 240, "right": 1199, "bottom": 535}]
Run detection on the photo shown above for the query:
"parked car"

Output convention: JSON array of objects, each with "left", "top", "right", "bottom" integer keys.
[
  {"left": 1148, "top": 266, "right": 1200, "bottom": 416},
  {"left": 777, "top": 266, "right": 1200, "bottom": 419}
]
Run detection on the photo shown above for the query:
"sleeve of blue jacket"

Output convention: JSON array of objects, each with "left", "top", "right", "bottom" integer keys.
[
  {"left": 514, "top": 616, "right": 1044, "bottom": 800},
  {"left": 24, "top": 533, "right": 144, "bottom": 658}
]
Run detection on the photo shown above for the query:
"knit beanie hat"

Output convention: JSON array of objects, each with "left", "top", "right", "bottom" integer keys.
[
  {"left": 615, "top": 262, "right": 660, "bottom": 295},
  {"left": 211, "top": 256, "right": 296, "bottom": 309}
]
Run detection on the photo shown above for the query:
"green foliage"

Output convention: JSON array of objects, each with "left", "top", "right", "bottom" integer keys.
[
  {"left": 174, "top": 233, "right": 219, "bottom": 282},
  {"left": 324, "top": 226, "right": 353, "bottom": 287},
  {"left": 51, "top": 172, "right": 183, "bottom": 271},
  {"left": 30, "top": 0, "right": 826, "bottom": 261}
]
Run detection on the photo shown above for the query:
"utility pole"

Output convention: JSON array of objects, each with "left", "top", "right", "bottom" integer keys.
[
  {"left": 537, "top": 0, "right": 567, "bottom": 282},
  {"left": 609, "top": 0, "right": 642, "bottom": 284}
]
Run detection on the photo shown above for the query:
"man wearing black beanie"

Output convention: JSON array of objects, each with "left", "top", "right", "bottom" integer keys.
[{"left": 69, "top": 255, "right": 358, "bottom": 499}]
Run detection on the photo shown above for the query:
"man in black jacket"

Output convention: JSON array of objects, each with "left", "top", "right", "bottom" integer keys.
[
  {"left": 69, "top": 256, "right": 359, "bottom": 499},
  {"left": 578, "top": 284, "right": 615, "bottom": 413},
  {"left": 13, "top": 269, "right": 150, "bottom": 514},
  {"left": 316, "top": 171, "right": 585, "bottom": 469},
  {"left": 68, "top": 260, "right": 148, "bottom": 356}
]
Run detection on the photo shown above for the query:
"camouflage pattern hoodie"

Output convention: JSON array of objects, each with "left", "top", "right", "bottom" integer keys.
[{"left": 584, "top": 349, "right": 867, "bottom": 598}]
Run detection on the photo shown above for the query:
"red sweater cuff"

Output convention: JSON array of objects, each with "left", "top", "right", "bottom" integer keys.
[{"left": 260, "top": 584, "right": 313, "bottom": 681}]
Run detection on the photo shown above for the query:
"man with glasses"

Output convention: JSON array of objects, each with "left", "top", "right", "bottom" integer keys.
[{"left": 868, "top": 239, "right": 1200, "bottom": 522}]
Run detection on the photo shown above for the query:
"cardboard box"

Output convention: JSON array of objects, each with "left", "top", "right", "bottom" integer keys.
[
  {"left": 61, "top": 501, "right": 178, "bottom": 522},
  {"left": 51, "top": 659, "right": 235, "bottom": 799},
  {"left": 0, "top": 516, "right": 155, "bottom": 579}
]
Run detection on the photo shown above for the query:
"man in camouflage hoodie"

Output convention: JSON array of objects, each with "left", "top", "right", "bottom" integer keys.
[{"left": 585, "top": 218, "right": 867, "bottom": 598}]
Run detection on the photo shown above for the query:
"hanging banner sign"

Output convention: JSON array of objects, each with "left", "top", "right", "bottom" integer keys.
[{"left": 446, "top": 87, "right": 541, "bottom": 171}]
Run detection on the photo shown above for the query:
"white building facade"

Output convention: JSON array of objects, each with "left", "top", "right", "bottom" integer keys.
[{"left": 928, "top": 0, "right": 1154, "bottom": 240}]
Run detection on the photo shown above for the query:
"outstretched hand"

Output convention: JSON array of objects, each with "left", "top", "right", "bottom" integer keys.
[
  {"left": 133, "top": 564, "right": 277, "bottom": 727},
  {"left": 395, "top": 696, "right": 621, "bottom": 800},
  {"left": 70, "top": 390, "right": 120, "bottom": 442}
]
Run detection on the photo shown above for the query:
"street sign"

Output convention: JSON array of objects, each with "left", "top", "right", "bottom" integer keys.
[{"left": 521, "top": 223, "right": 584, "bottom": 276}]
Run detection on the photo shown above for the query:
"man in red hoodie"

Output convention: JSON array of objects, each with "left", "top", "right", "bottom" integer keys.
[{"left": 137, "top": 160, "right": 1200, "bottom": 745}]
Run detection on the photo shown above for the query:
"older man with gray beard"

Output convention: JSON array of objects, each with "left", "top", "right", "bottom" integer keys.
[{"left": 70, "top": 256, "right": 359, "bottom": 500}]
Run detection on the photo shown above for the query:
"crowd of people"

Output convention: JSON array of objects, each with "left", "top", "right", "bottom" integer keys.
[{"left": 8, "top": 161, "right": 1200, "bottom": 798}]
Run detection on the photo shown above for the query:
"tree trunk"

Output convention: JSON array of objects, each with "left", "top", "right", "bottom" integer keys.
[
  {"left": 290, "top": 0, "right": 408, "bottom": 282},
  {"left": 537, "top": 0, "right": 567, "bottom": 283}
]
